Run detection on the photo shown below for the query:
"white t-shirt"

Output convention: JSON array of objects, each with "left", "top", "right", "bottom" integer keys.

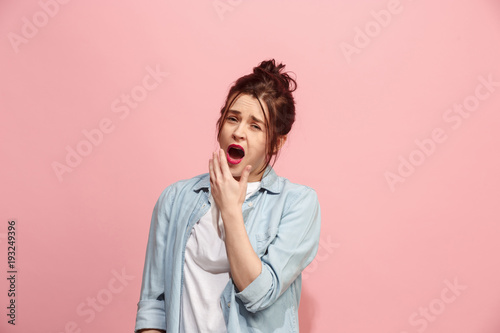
[{"left": 181, "top": 181, "right": 261, "bottom": 333}]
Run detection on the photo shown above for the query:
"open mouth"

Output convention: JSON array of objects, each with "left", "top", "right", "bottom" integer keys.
[{"left": 227, "top": 144, "right": 245, "bottom": 164}]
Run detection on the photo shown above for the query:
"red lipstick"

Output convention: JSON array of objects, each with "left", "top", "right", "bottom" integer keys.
[{"left": 227, "top": 144, "right": 245, "bottom": 165}]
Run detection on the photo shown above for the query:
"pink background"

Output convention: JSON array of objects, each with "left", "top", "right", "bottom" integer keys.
[{"left": 1, "top": 0, "right": 500, "bottom": 332}]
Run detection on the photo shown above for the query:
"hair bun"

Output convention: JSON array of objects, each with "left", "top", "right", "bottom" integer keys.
[{"left": 253, "top": 59, "right": 297, "bottom": 93}]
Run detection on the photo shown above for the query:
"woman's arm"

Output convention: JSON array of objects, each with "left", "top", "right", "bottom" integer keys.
[
  {"left": 135, "top": 188, "right": 171, "bottom": 331},
  {"left": 236, "top": 186, "right": 321, "bottom": 312},
  {"left": 220, "top": 207, "right": 262, "bottom": 291},
  {"left": 209, "top": 150, "right": 262, "bottom": 291},
  {"left": 137, "top": 330, "right": 165, "bottom": 333}
]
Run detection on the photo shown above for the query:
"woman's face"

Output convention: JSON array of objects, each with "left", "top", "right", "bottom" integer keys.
[{"left": 218, "top": 94, "right": 268, "bottom": 182}]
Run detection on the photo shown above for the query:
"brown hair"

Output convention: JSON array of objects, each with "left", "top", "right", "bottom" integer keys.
[{"left": 216, "top": 59, "right": 297, "bottom": 176}]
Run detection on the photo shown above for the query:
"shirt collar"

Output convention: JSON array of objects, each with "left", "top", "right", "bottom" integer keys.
[{"left": 193, "top": 165, "right": 281, "bottom": 194}]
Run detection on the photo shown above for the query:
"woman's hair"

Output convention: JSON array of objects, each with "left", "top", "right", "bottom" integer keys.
[{"left": 216, "top": 59, "right": 297, "bottom": 175}]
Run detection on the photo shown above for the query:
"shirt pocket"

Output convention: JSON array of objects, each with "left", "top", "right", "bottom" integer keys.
[{"left": 255, "top": 227, "right": 279, "bottom": 254}]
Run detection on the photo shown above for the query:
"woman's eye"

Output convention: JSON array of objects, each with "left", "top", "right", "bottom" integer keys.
[
  {"left": 227, "top": 116, "right": 237, "bottom": 122},
  {"left": 252, "top": 124, "right": 261, "bottom": 130}
]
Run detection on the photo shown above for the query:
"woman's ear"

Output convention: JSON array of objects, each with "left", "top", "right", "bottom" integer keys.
[{"left": 274, "top": 135, "right": 287, "bottom": 153}]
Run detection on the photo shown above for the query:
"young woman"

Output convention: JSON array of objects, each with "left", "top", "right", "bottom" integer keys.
[{"left": 135, "top": 59, "right": 321, "bottom": 333}]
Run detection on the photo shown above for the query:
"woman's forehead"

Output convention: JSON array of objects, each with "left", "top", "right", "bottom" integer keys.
[{"left": 230, "top": 93, "right": 269, "bottom": 118}]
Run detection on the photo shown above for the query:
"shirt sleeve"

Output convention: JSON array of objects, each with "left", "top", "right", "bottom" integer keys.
[
  {"left": 235, "top": 187, "right": 321, "bottom": 312},
  {"left": 135, "top": 188, "right": 172, "bottom": 332}
]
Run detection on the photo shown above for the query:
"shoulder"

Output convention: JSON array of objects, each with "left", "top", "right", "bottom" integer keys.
[
  {"left": 275, "top": 175, "right": 319, "bottom": 208},
  {"left": 169, "top": 172, "right": 208, "bottom": 190},
  {"left": 261, "top": 167, "right": 317, "bottom": 199},
  {"left": 155, "top": 172, "right": 209, "bottom": 206}
]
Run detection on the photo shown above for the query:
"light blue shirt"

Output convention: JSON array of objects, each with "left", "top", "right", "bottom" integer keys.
[{"left": 134, "top": 166, "right": 321, "bottom": 332}]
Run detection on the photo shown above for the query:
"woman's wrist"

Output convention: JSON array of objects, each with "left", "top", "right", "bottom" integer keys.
[{"left": 220, "top": 205, "right": 242, "bottom": 223}]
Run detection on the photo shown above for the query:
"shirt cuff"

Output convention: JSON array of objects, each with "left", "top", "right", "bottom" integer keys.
[
  {"left": 235, "top": 261, "right": 273, "bottom": 312},
  {"left": 134, "top": 299, "right": 166, "bottom": 332}
]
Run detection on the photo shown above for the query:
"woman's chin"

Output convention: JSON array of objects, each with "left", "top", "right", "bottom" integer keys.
[
  {"left": 227, "top": 164, "right": 244, "bottom": 180},
  {"left": 230, "top": 169, "right": 242, "bottom": 181}
]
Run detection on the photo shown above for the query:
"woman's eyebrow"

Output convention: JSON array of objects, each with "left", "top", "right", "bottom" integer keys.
[{"left": 228, "top": 110, "right": 265, "bottom": 125}]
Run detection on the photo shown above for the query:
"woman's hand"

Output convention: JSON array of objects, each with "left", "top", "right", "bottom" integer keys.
[{"left": 208, "top": 148, "right": 252, "bottom": 214}]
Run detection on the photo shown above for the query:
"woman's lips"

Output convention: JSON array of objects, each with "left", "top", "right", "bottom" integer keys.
[{"left": 227, "top": 144, "right": 244, "bottom": 165}]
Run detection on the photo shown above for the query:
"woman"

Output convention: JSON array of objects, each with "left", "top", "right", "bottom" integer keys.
[{"left": 135, "top": 59, "right": 321, "bottom": 333}]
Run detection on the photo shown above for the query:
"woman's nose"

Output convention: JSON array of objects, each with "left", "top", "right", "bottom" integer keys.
[{"left": 232, "top": 125, "right": 245, "bottom": 139}]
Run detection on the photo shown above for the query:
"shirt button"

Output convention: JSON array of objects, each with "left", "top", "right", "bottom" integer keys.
[
  {"left": 202, "top": 204, "right": 206, "bottom": 208},
  {"left": 227, "top": 302, "right": 231, "bottom": 308},
  {"left": 248, "top": 202, "right": 253, "bottom": 207}
]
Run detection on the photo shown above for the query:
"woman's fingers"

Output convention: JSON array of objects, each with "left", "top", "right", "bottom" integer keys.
[
  {"left": 212, "top": 151, "right": 222, "bottom": 181},
  {"left": 240, "top": 165, "right": 252, "bottom": 185},
  {"left": 209, "top": 149, "right": 249, "bottom": 210},
  {"left": 218, "top": 148, "right": 231, "bottom": 178},
  {"left": 208, "top": 157, "right": 214, "bottom": 183}
]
